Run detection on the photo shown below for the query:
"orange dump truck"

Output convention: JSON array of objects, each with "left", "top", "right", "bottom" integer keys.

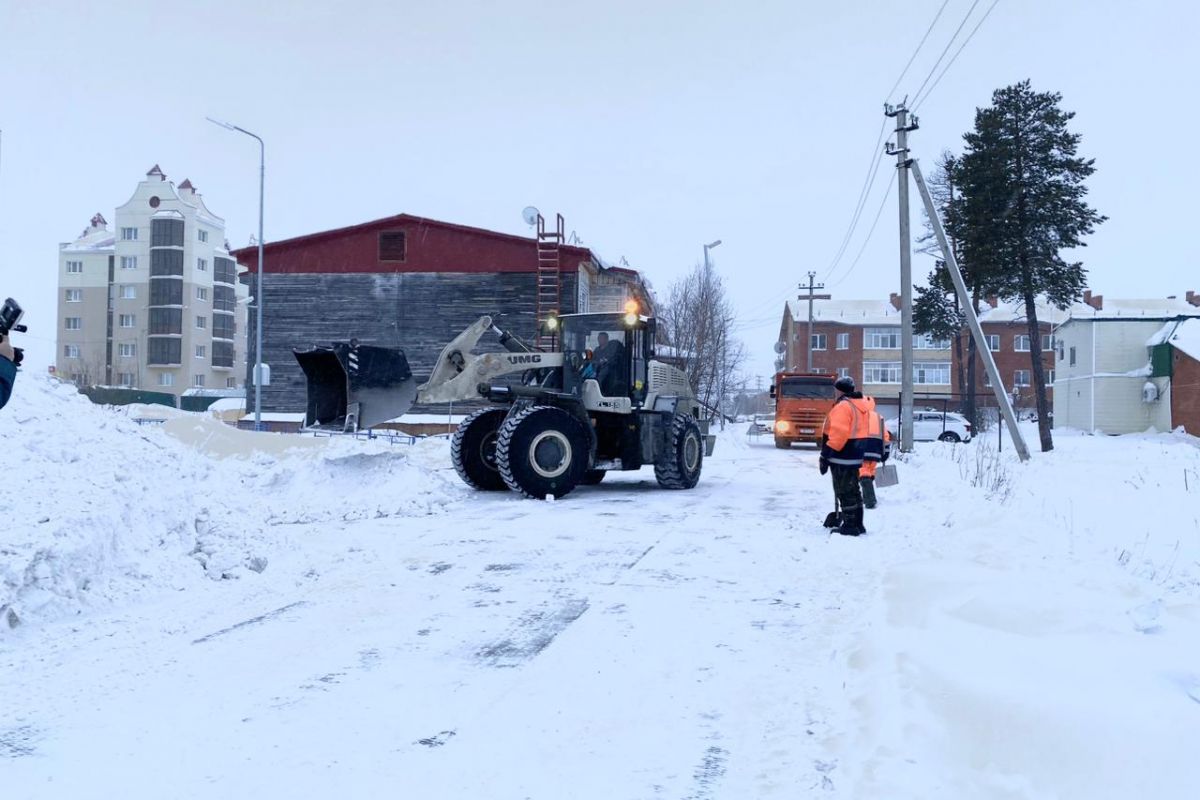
[{"left": 769, "top": 372, "right": 837, "bottom": 449}]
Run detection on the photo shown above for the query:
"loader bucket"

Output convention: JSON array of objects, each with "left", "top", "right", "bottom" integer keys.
[{"left": 293, "top": 343, "right": 417, "bottom": 432}]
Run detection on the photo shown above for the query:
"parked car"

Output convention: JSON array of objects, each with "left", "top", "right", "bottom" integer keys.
[{"left": 885, "top": 410, "right": 973, "bottom": 443}]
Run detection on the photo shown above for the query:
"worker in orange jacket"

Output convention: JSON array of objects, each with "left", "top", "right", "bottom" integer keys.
[
  {"left": 819, "top": 376, "right": 884, "bottom": 536},
  {"left": 858, "top": 410, "right": 891, "bottom": 509}
]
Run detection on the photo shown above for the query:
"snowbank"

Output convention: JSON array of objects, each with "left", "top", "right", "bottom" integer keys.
[{"left": 1, "top": 374, "right": 460, "bottom": 630}]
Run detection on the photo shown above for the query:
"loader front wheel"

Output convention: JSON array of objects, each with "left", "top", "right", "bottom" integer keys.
[
  {"left": 497, "top": 405, "right": 590, "bottom": 499},
  {"left": 655, "top": 413, "right": 704, "bottom": 490},
  {"left": 451, "top": 408, "right": 509, "bottom": 491}
]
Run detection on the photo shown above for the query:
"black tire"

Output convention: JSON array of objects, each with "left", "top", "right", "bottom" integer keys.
[
  {"left": 655, "top": 414, "right": 704, "bottom": 490},
  {"left": 774, "top": 438, "right": 791, "bottom": 450},
  {"left": 496, "top": 405, "right": 590, "bottom": 499},
  {"left": 451, "top": 408, "right": 510, "bottom": 491},
  {"left": 938, "top": 431, "right": 961, "bottom": 443},
  {"left": 581, "top": 469, "right": 607, "bottom": 485}
]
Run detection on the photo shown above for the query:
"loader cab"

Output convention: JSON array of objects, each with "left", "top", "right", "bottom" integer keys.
[{"left": 558, "top": 312, "right": 654, "bottom": 406}]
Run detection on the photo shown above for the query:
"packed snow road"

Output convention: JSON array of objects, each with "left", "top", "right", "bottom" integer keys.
[{"left": 3, "top": 376, "right": 1200, "bottom": 798}]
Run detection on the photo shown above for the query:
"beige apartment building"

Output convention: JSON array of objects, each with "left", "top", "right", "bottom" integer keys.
[{"left": 57, "top": 166, "right": 249, "bottom": 394}]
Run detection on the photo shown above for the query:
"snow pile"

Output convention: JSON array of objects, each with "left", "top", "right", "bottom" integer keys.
[{"left": 0, "top": 374, "right": 459, "bottom": 630}]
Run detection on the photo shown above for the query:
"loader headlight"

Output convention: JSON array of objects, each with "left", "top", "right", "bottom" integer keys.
[
  {"left": 624, "top": 299, "right": 639, "bottom": 314},
  {"left": 623, "top": 312, "right": 637, "bottom": 326},
  {"left": 775, "top": 420, "right": 790, "bottom": 432},
  {"left": 545, "top": 316, "right": 559, "bottom": 331}
]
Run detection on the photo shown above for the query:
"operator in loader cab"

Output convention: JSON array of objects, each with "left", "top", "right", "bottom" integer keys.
[
  {"left": 819, "top": 376, "right": 884, "bottom": 536},
  {"left": 594, "top": 331, "right": 626, "bottom": 395}
]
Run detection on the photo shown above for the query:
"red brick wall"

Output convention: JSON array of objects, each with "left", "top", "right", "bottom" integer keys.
[
  {"left": 1172, "top": 350, "right": 1200, "bottom": 436},
  {"left": 790, "top": 322, "right": 862, "bottom": 378},
  {"left": 957, "top": 322, "right": 1055, "bottom": 400}
]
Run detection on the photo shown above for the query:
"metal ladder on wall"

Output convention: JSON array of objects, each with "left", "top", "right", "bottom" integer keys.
[{"left": 535, "top": 213, "right": 563, "bottom": 349}]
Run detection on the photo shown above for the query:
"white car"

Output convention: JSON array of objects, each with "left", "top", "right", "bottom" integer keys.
[{"left": 886, "top": 410, "right": 973, "bottom": 443}]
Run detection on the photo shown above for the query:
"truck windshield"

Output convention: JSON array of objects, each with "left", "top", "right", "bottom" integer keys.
[{"left": 779, "top": 378, "right": 835, "bottom": 399}]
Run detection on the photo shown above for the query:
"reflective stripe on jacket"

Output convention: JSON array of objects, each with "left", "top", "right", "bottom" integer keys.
[{"left": 821, "top": 393, "right": 884, "bottom": 466}]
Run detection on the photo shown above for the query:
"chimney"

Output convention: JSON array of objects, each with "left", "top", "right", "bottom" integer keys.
[
  {"left": 179, "top": 178, "right": 196, "bottom": 197},
  {"left": 1187, "top": 290, "right": 1200, "bottom": 307},
  {"left": 889, "top": 292, "right": 901, "bottom": 311},
  {"left": 985, "top": 295, "right": 998, "bottom": 308},
  {"left": 1082, "top": 291, "right": 1103, "bottom": 310},
  {"left": 89, "top": 212, "right": 108, "bottom": 230},
  {"left": 146, "top": 164, "right": 166, "bottom": 181}
]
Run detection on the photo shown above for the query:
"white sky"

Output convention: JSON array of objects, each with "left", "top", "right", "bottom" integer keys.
[{"left": 2, "top": 0, "right": 1197, "bottom": 381}]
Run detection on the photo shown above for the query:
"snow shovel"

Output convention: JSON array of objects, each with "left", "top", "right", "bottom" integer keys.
[
  {"left": 823, "top": 496, "right": 843, "bottom": 529},
  {"left": 876, "top": 464, "right": 899, "bottom": 488}
]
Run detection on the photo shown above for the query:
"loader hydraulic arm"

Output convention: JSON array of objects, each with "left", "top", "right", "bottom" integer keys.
[{"left": 417, "top": 316, "right": 563, "bottom": 404}]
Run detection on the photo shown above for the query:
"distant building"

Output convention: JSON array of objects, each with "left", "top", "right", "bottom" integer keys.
[
  {"left": 1053, "top": 291, "right": 1200, "bottom": 434},
  {"left": 231, "top": 213, "right": 651, "bottom": 413},
  {"left": 56, "top": 166, "right": 250, "bottom": 394}
]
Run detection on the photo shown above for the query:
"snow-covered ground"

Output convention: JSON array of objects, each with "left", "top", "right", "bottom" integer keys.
[{"left": 2, "top": 373, "right": 1199, "bottom": 798}]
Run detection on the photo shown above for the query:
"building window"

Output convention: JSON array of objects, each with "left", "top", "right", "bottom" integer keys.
[
  {"left": 196, "top": 315, "right": 206, "bottom": 329},
  {"left": 226, "top": 377, "right": 237, "bottom": 388},
  {"left": 1014, "top": 335, "right": 1031, "bottom": 352},
  {"left": 213, "top": 285, "right": 236, "bottom": 312},
  {"left": 64, "top": 317, "right": 82, "bottom": 330},
  {"left": 120, "top": 256, "right": 138, "bottom": 270},
  {"left": 198, "top": 229, "right": 209, "bottom": 243},
  {"left": 193, "top": 375, "right": 205, "bottom": 388},
  {"left": 118, "top": 372, "right": 136, "bottom": 387},
  {"left": 913, "top": 334, "right": 950, "bottom": 350},
  {"left": 196, "top": 287, "right": 208, "bottom": 301},
  {"left": 864, "top": 361, "right": 902, "bottom": 383},
  {"left": 158, "top": 372, "right": 175, "bottom": 387},
  {"left": 866, "top": 328, "right": 900, "bottom": 349},
  {"left": 197, "top": 258, "right": 208, "bottom": 272},
  {"left": 1042, "top": 334, "right": 1054, "bottom": 351},
  {"left": 836, "top": 332, "right": 850, "bottom": 350},
  {"left": 119, "top": 343, "right": 136, "bottom": 358},
  {"left": 811, "top": 333, "right": 827, "bottom": 351},
  {"left": 212, "top": 314, "right": 236, "bottom": 340},
  {"left": 379, "top": 231, "right": 407, "bottom": 262},
  {"left": 150, "top": 218, "right": 184, "bottom": 247},
  {"left": 120, "top": 227, "right": 138, "bottom": 241},
  {"left": 1014, "top": 369, "right": 1031, "bottom": 387},
  {"left": 837, "top": 367, "right": 852, "bottom": 378},
  {"left": 150, "top": 308, "right": 182, "bottom": 335},
  {"left": 120, "top": 285, "right": 136, "bottom": 300},
  {"left": 195, "top": 345, "right": 206, "bottom": 359},
  {"left": 63, "top": 344, "right": 80, "bottom": 358},
  {"left": 65, "top": 289, "right": 82, "bottom": 303},
  {"left": 212, "top": 340, "right": 235, "bottom": 367},
  {"left": 1047, "top": 369, "right": 1055, "bottom": 384},
  {"left": 986, "top": 334, "right": 1000, "bottom": 351},
  {"left": 984, "top": 371, "right": 992, "bottom": 387},
  {"left": 148, "top": 338, "right": 182, "bottom": 365},
  {"left": 214, "top": 257, "right": 237, "bottom": 285},
  {"left": 1069, "top": 346, "right": 1076, "bottom": 366},
  {"left": 914, "top": 362, "right": 951, "bottom": 385},
  {"left": 66, "top": 260, "right": 83, "bottom": 273},
  {"left": 119, "top": 314, "right": 136, "bottom": 328}
]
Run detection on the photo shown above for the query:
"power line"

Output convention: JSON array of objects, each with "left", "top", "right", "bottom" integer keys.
[
  {"left": 884, "top": 0, "right": 952, "bottom": 102},
  {"left": 908, "top": 0, "right": 982, "bottom": 105},
  {"left": 823, "top": 118, "right": 889, "bottom": 278},
  {"left": 830, "top": 168, "right": 898, "bottom": 289},
  {"left": 913, "top": 0, "right": 1002, "bottom": 110}
]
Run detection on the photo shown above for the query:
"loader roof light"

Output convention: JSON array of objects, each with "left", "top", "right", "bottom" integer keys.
[{"left": 623, "top": 299, "right": 639, "bottom": 314}]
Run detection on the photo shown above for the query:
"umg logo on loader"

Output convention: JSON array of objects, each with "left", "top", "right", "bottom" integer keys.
[{"left": 506, "top": 354, "right": 543, "bottom": 365}]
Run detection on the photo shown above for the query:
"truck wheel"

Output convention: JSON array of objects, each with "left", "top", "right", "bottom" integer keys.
[
  {"left": 655, "top": 414, "right": 703, "bottom": 490},
  {"left": 451, "top": 408, "right": 509, "bottom": 491},
  {"left": 496, "top": 405, "right": 590, "bottom": 499},
  {"left": 774, "top": 438, "right": 791, "bottom": 449},
  {"left": 581, "top": 469, "right": 607, "bottom": 485}
]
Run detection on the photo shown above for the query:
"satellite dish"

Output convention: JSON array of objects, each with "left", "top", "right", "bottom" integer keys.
[
  {"left": 522, "top": 206, "right": 540, "bottom": 226},
  {"left": 773, "top": 340, "right": 786, "bottom": 354}
]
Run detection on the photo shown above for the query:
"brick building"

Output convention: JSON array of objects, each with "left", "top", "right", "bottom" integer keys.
[{"left": 231, "top": 213, "right": 650, "bottom": 414}]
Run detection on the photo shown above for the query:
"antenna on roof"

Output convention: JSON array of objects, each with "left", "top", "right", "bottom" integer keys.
[{"left": 521, "top": 206, "right": 540, "bottom": 227}]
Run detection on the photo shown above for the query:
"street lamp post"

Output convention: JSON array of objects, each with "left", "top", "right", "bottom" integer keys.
[
  {"left": 207, "top": 117, "right": 265, "bottom": 431},
  {"left": 703, "top": 239, "right": 723, "bottom": 426}
]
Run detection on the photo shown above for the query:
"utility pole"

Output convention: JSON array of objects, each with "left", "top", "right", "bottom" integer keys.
[
  {"left": 886, "top": 102, "right": 918, "bottom": 452},
  {"left": 798, "top": 272, "right": 831, "bottom": 372}
]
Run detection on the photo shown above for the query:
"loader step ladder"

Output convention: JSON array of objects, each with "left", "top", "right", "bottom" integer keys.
[{"left": 535, "top": 213, "right": 564, "bottom": 349}]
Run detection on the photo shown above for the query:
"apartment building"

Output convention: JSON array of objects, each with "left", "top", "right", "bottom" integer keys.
[{"left": 57, "top": 166, "right": 249, "bottom": 394}]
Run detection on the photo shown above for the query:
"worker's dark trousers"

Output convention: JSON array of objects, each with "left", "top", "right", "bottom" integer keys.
[{"left": 830, "top": 464, "right": 863, "bottom": 512}]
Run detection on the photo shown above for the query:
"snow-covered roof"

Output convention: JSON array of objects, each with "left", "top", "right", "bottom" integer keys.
[
  {"left": 1067, "top": 297, "right": 1200, "bottom": 321},
  {"left": 787, "top": 299, "right": 903, "bottom": 326},
  {"left": 60, "top": 219, "right": 116, "bottom": 253},
  {"left": 1152, "top": 318, "right": 1200, "bottom": 361},
  {"left": 207, "top": 398, "right": 245, "bottom": 412}
]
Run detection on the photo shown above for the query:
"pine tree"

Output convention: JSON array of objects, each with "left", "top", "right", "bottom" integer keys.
[{"left": 954, "top": 80, "right": 1106, "bottom": 452}]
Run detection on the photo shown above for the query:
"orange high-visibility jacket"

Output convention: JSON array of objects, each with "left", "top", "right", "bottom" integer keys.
[
  {"left": 821, "top": 394, "right": 885, "bottom": 467},
  {"left": 860, "top": 425, "right": 891, "bottom": 478}
]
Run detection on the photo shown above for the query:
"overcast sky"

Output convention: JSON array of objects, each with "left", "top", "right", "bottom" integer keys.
[{"left": 2, "top": 0, "right": 1197, "bottom": 381}]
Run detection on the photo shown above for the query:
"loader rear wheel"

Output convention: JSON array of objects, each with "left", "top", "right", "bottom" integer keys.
[
  {"left": 451, "top": 408, "right": 509, "bottom": 491},
  {"left": 655, "top": 413, "right": 704, "bottom": 490},
  {"left": 496, "top": 405, "right": 590, "bottom": 499}
]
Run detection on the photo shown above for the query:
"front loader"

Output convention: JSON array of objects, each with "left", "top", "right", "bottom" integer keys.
[{"left": 293, "top": 310, "right": 715, "bottom": 499}]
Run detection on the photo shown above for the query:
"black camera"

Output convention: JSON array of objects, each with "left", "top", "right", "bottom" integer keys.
[{"left": 1, "top": 297, "right": 26, "bottom": 367}]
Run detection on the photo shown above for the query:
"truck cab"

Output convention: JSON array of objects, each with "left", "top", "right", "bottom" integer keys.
[{"left": 769, "top": 372, "right": 836, "bottom": 449}]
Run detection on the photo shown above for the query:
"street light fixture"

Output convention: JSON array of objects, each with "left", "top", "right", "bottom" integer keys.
[
  {"left": 702, "top": 239, "right": 724, "bottom": 427},
  {"left": 207, "top": 116, "right": 265, "bottom": 431}
]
